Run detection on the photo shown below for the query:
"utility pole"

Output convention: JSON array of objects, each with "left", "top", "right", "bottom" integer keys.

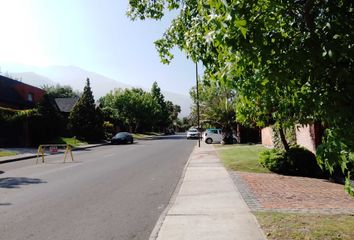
[{"left": 196, "top": 62, "right": 200, "bottom": 148}]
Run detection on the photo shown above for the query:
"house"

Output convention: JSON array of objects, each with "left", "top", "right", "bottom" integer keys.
[
  {"left": 0, "top": 75, "right": 45, "bottom": 109},
  {"left": 262, "top": 123, "right": 324, "bottom": 153},
  {"left": 54, "top": 97, "right": 79, "bottom": 116}
]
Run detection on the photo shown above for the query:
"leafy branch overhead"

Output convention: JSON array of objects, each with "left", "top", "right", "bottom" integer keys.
[{"left": 128, "top": 0, "right": 354, "bottom": 194}]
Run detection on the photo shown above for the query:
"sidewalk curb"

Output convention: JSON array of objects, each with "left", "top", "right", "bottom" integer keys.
[
  {"left": 0, "top": 154, "right": 38, "bottom": 164},
  {"left": 0, "top": 143, "right": 108, "bottom": 164},
  {"left": 149, "top": 143, "right": 198, "bottom": 240}
]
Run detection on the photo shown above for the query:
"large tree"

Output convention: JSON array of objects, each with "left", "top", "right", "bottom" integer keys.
[
  {"left": 99, "top": 88, "right": 160, "bottom": 132},
  {"left": 68, "top": 78, "right": 103, "bottom": 141},
  {"left": 42, "top": 84, "right": 80, "bottom": 98},
  {"left": 128, "top": 0, "right": 354, "bottom": 193},
  {"left": 151, "top": 81, "right": 169, "bottom": 130},
  {"left": 190, "top": 79, "right": 236, "bottom": 143}
]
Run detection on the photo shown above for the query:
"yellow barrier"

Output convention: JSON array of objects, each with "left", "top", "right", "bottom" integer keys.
[{"left": 36, "top": 144, "right": 74, "bottom": 164}]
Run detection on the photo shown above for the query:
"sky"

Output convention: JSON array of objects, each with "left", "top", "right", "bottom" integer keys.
[{"left": 0, "top": 0, "right": 197, "bottom": 96}]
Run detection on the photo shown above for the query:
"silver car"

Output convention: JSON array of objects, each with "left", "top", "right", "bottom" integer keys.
[{"left": 186, "top": 128, "right": 200, "bottom": 139}]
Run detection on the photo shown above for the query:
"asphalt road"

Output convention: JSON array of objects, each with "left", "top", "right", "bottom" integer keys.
[{"left": 0, "top": 135, "right": 196, "bottom": 240}]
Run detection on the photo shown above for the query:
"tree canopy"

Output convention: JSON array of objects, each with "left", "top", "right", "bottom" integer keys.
[
  {"left": 42, "top": 84, "right": 80, "bottom": 98},
  {"left": 128, "top": 0, "right": 354, "bottom": 193},
  {"left": 69, "top": 78, "right": 103, "bottom": 141},
  {"left": 99, "top": 82, "right": 180, "bottom": 132}
]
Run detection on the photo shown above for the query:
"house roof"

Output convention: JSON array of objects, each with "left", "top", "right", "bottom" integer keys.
[
  {"left": 54, "top": 97, "right": 79, "bottom": 113},
  {"left": 0, "top": 75, "right": 31, "bottom": 106}
]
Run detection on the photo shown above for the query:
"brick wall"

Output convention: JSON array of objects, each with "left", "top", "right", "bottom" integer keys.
[{"left": 261, "top": 127, "right": 273, "bottom": 147}]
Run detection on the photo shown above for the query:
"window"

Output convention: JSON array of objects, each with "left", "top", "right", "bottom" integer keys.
[{"left": 28, "top": 93, "right": 34, "bottom": 102}]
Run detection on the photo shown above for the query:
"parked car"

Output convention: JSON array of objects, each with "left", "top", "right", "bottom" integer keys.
[
  {"left": 186, "top": 128, "right": 200, "bottom": 139},
  {"left": 203, "top": 128, "right": 238, "bottom": 144},
  {"left": 111, "top": 132, "right": 134, "bottom": 144}
]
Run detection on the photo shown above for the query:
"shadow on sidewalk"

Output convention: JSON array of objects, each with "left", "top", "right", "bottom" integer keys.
[{"left": 0, "top": 177, "right": 46, "bottom": 189}]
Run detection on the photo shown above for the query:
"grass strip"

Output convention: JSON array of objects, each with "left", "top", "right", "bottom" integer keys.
[
  {"left": 0, "top": 151, "right": 17, "bottom": 157},
  {"left": 216, "top": 144, "right": 270, "bottom": 173},
  {"left": 255, "top": 211, "right": 354, "bottom": 240}
]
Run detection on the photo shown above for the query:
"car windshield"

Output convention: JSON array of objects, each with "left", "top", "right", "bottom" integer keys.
[
  {"left": 115, "top": 132, "right": 128, "bottom": 138},
  {"left": 188, "top": 129, "right": 198, "bottom": 132}
]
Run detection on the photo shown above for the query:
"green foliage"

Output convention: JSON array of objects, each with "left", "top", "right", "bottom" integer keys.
[
  {"left": 259, "top": 147, "right": 324, "bottom": 177},
  {"left": 100, "top": 87, "right": 160, "bottom": 132},
  {"left": 103, "top": 121, "right": 115, "bottom": 139},
  {"left": 259, "top": 149, "right": 287, "bottom": 173},
  {"left": 36, "top": 94, "right": 64, "bottom": 140},
  {"left": 69, "top": 78, "right": 103, "bottom": 141},
  {"left": 128, "top": 0, "right": 354, "bottom": 194},
  {"left": 271, "top": 125, "right": 297, "bottom": 150},
  {"left": 42, "top": 84, "right": 80, "bottom": 98},
  {"left": 317, "top": 129, "right": 354, "bottom": 196},
  {"left": 0, "top": 96, "right": 64, "bottom": 146},
  {"left": 190, "top": 79, "right": 236, "bottom": 143},
  {"left": 99, "top": 82, "right": 180, "bottom": 133},
  {"left": 151, "top": 81, "right": 170, "bottom": 129}
]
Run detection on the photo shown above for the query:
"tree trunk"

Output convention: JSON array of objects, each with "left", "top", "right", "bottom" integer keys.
[
  {"left": 222, "top": 125, "right": 234, "bottom": 144},
  {"left": 278, "top": 124, "right": 290, "bottom": 152}
]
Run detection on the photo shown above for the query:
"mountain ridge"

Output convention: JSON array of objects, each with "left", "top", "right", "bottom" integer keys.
[{"left": 0, "top": 62, "right": 191, "bottom": 117}]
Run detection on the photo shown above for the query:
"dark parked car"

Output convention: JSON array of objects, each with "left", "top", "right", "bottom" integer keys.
[{"left": 111, "top": 132, "right": 134, "bottom": 144}]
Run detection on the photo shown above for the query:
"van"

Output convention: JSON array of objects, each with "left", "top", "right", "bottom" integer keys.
[
  {"left": 203, "top": 128, "right": 238, "bottom": 144},
  {"left": 202, "top": 128, "right": 222, "bottom": 144}
]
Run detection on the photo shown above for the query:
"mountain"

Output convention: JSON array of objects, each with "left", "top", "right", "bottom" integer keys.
[
  {"left": 0, "top": 63, "right": 192, "bottom": 117},
  {"left": 162, "top": 91, "right": 192, "bottom": 118},
  {"left": 32, "top": 65, "right": 132, "bottom": 99},
  {"left": 10, "top": 72, "right": 54, "bottom": 87}
]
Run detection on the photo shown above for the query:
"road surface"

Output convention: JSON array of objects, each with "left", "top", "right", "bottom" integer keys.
[{"left": 0, "top": 135, "right": 196, "bottom": 240}]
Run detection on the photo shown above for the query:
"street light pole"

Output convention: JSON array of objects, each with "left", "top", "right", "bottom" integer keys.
[{"left": 196, "top": 62, "right": 200, "bottom": 148}]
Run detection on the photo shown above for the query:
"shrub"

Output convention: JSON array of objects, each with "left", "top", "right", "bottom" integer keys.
[
  {"left": 259, "top": 146, "right": 325, "bottom": 178},
  {"left": 259, "top": 149, "right": 287, "bottom": 173},
  {"left": 103, "top": 121, "right": 115, "bottom": 139}
]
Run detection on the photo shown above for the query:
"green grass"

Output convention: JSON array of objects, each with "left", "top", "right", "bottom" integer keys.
[
  {"left": 216, "top": 144, "right": 270, "bottom": 173},
  {"left": 0, "top": 151, "right": 17, "bottom": 157},
  {"left": 132, "top": 132, "right": 161, "bottom": 139},
  {"left": 49, "top": 137, "right": 88, "bottom": 147},
  {"left": 255, "top": 211, "right": 354, "bottom": 240},
  {"left": 61, "top": 137, "right": 87, "bottom": 147}
]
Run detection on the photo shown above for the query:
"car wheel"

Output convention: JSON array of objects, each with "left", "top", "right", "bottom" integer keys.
[{"left": 205, "top": 138, "right": 213, "bottom": 144}]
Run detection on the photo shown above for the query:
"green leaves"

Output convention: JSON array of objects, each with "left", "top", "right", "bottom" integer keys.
[
  {"left": 69, "top": 78, "right": 103, "bottom": 141},
  {"left": 128, "top": 0, "right": 354, "bottom": 195}
]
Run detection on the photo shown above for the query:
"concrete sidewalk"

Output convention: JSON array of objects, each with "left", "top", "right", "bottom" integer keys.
[{"left": 151, "top": 143, "right": 266, "bottom": 240}]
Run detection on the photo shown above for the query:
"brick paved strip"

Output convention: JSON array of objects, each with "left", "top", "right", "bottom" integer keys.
[{"left": 229, "top": 171, "right": 354, "bottom": 214}]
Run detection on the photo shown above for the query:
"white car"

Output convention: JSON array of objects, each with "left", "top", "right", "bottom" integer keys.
[
  {"left": 186, "top": 128, "right": 200, "bottom": 139},
  {"left": 203, "top": 128, "right": 238, "bottom": 144},
  {"left": 202, "top": 128, "right": 222, "bottom": 144}
]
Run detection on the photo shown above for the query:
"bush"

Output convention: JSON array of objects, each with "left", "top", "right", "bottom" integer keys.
[
  {"left": 259, "top": 146, "right": 325, "bottom": 178},
  {"left": 259, "top": 149, "right": 287, "bottom": 173}
]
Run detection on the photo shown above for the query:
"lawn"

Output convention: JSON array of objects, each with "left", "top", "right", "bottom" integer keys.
[
  {"left": 49, "top": 137, "right": 88, "bottom": 147},
  {"left": 0, "top": 151, "right": 17, "bottom": 157},
  {"left": 216, "top": 144, "right": 270, "bottom": 173},
  {"left": 132, "top": 132, "right": 161, "bottom": 139},
  {"left": 255, "top": 211, "right": 354, "bottom": 240}
]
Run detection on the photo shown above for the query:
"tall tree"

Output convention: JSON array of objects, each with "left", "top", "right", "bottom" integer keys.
[
  {"left": 151, "top": 82, "right": 169, "bottom": 130},
  {"left": 99, "top": 88, "right": 160, "bottom": 132},
  {"left": 42, "top": 84, "right": 80, "bottom": 98},
  {"left": 127, "top": 0, "right": 354, "bottom": 194},
  {"left": 190, "top": 79, "right": 236, "bottom": 143},
  {"left": 68, "top": 78, "right": 103, "bottom": 141}
]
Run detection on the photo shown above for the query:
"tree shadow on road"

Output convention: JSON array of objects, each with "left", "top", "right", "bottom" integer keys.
[
  {"left": 0, "top": 177, "right": 46, "bottom": 188},
  {"left": 0, "top": 203, "right": 11, "bottom": 206}
]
